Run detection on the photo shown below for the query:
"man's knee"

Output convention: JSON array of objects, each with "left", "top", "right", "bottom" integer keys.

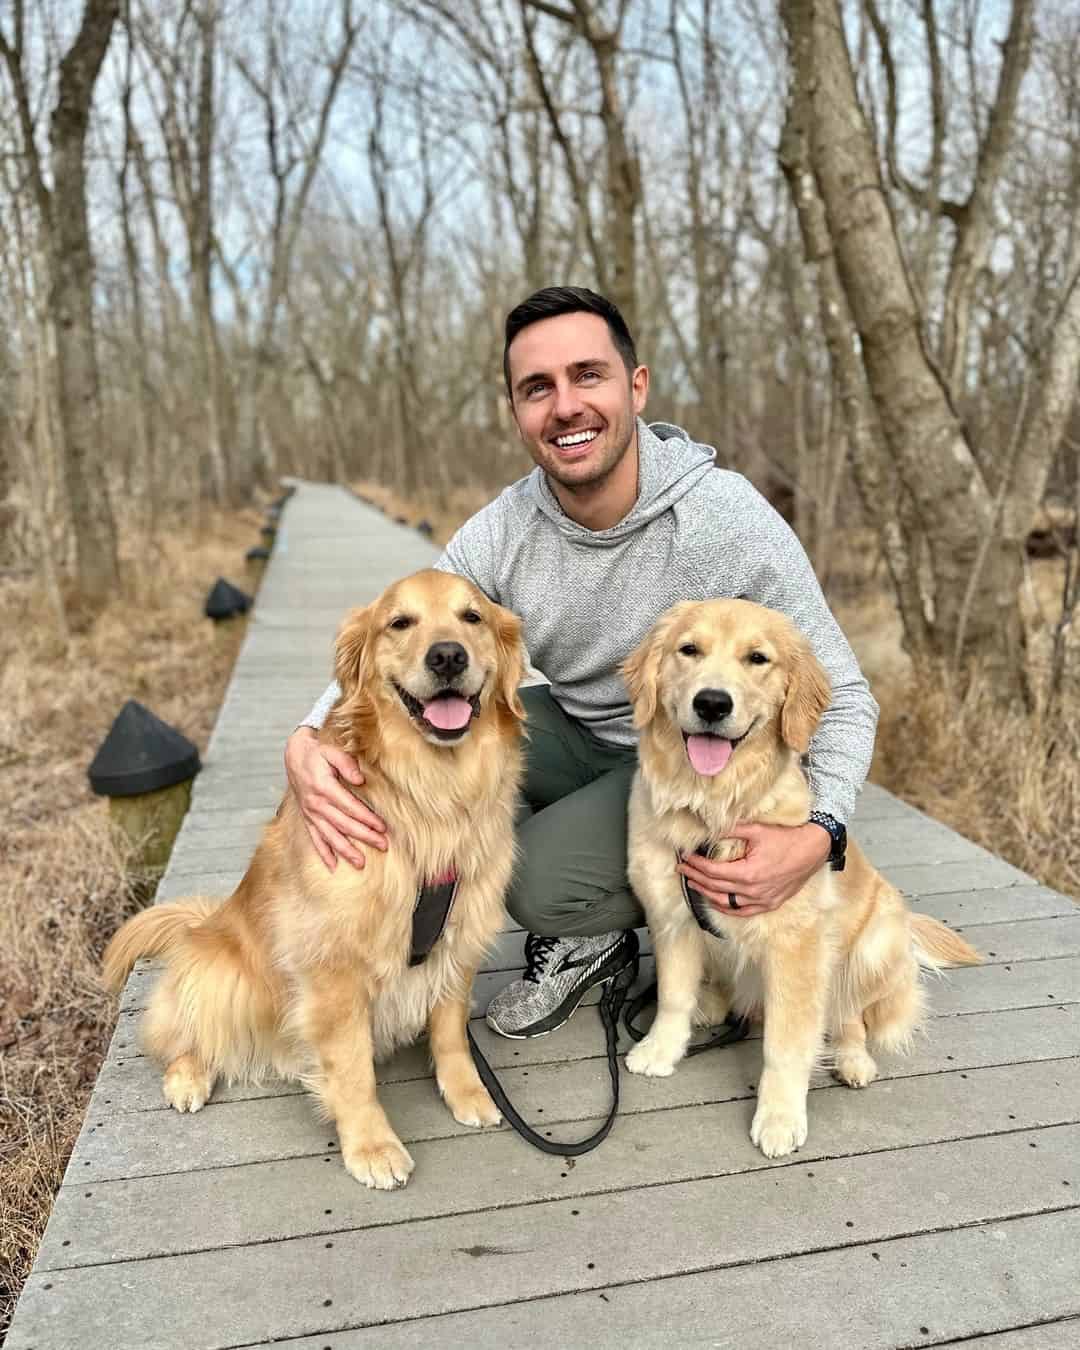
[{"left": 508, "top": 851, "right": 644, "bottom": 937}]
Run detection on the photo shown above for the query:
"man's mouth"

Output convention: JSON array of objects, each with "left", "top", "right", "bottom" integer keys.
[
  {"left": 682, "top": 721, "right": 757, "bottom": 776},
  {"left": 394, "top": 683, "right": 481, "bottom": 741},
  {"left": 550, "top": 427, "right": 601, "bottom": 456}
]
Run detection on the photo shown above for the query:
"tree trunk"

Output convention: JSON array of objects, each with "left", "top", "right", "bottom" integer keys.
[
  {"left": 47, "top": 0, "right": 122, "bottom": 610},
  {"left": 782, "top": 0, "right": 1024, "bottom": 683}
]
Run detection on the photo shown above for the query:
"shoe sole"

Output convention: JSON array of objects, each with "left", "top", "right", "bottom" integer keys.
[{"left": 485, "top": 942, "right": 639, "bottom": 1041}]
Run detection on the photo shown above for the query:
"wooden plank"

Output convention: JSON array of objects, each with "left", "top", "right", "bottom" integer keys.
[
  {"left": 94, "top": 955, "right": 1080, "bottom": 1123},
  {"left": 70, "top": 1005, "right": 1080, "bottom": 1180},
  {"left": 249, "top": 1213, "right": 1080, "bottom": 1350},
  {"left": 9, "top": 1130, "right": 1078, "bottom": 1349},
  {"left": 35, "top": 1057, "right": 1080, "bottom": 1271}
]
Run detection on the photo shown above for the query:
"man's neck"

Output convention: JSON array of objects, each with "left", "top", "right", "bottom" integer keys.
[{"left": 549, "top": 430, "right": 641, "bottom": 532}]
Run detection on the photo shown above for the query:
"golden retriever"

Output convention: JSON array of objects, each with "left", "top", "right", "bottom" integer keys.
[
  {"left": 104, "top": 569, "right": 526, "bottom": 1189},
  {"left": 621, "top": 598, "right": 979, "bottom": 1158}
]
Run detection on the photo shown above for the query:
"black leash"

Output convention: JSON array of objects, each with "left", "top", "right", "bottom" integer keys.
[
  {"left": 465, "top": 963, "right": 751, "bottom": 1157},
  {"left": 466, "top": 958, "right": 637, "bottom": 1156}
]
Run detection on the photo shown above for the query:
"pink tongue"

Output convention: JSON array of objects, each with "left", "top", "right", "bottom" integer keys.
[
  {"left": 423, "top": 696, "right": 473, "bottom": 731},
  {"left": 686, "top": 735, "right": 733, "bottom": 776}
]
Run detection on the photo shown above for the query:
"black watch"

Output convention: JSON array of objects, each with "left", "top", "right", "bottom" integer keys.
[{"left": 808, "top": 811, "right": 847, "bottom": 872}]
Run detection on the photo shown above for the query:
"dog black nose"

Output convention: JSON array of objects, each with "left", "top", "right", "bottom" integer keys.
[
  {"left": 425, "top": 642, "right": 468, "bottom": 679},
  {"left": 692, "top": 688, "right": 733, "bottom": 724}
]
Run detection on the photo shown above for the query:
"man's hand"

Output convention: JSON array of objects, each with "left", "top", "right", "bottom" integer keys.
[
  {"left": 676, "top": 821, "right": 831, "bottom": 919},
  {"left": 284, "top": 727, "right": 388, "bottom": 871}
]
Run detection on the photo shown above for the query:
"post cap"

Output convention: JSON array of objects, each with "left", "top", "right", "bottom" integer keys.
[
  {"left": 205, "top": 578, "right": 252, "bottom": 619},
  {"left": 88, "top": 700, "right": 201, "bottom": 797}
]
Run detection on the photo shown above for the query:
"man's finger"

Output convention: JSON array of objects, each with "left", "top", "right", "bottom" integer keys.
[
  {"left": 305, "top": 820, "right": 337, "bottom": 872},
  {"left": 322, "top": 746, "right": 366, "bottom": 786},
  {"left": 317, "top": 800, "right": 387, "bottom": 847},
  {"left": 317, "top": 819, "right": 366, "bottom": 869}
]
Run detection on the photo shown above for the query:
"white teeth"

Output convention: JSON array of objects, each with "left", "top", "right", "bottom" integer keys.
[{"left": 554, "top": 430, "right": 598, "bottom": 447}]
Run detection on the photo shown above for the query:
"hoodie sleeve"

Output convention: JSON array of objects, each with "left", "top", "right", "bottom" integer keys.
[{"left": 697, "top": 473, "right": 879, "bottom": 824}]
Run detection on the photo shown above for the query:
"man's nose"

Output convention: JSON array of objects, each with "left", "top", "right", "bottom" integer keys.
[{"left": 552, "top": 380, "right": 586, "bottom": 422}]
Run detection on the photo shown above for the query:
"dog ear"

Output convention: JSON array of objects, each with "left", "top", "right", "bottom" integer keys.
[
  {"left": 780, "top": 636, "right": 832, "bottom": 754},
  {"left": 334, "top": 603, "right": 376, "bottom": 695},
  {"left": 623, "top": 603, "right": 695, "bottom": 728},
  {"left": 622, "top": 627, "right": 663, "bottom": 727},
  {"left": 489, "top": 599, "right": 526, "bottom": 721}
]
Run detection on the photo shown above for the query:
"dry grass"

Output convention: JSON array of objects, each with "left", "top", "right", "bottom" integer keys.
[
  {"left": 829, "top": 532, "right": 1080, "bottom": 902},
  {"left": 0, "top": 505, "right": 259, "bottom": 1340}
]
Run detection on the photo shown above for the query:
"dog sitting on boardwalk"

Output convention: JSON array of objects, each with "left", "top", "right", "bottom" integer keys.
[
  {"left": 104, "top": 570, "right": 526, "bottom": 1190},
  {"left": 621, "top": 598, "right": 980, "bottom": 1159}
]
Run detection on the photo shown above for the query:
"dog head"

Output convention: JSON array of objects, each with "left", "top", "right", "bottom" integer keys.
[
  {"left": 622, "top": 599, "right": 831, "bottom": 776},
  {"left": 333, "top": 569, "right": 525, "bottom": 749}
]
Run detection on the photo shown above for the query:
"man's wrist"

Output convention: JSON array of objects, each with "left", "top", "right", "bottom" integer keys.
[{"left": 807, "top": 811, "right": 847, "bottom": 871}]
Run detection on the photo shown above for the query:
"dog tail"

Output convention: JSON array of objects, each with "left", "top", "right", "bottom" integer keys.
[
  {"left": 909, "top": 911, "right": 982, "bottom": 969},
  {"left": 102, "top": 898, "right": 222, "bottom": 993}
]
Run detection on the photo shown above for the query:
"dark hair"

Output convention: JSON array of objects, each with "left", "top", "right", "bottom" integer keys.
[{"left": 502, "top": 286, "right": 638, "bottom": 399}]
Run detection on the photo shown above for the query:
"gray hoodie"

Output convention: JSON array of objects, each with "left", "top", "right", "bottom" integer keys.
[{"left": 302, "top": 419, "right": 878, "bottom": 823}]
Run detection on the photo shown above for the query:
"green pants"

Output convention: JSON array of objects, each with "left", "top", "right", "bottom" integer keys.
[{"left": 507, "top": 684, "right": 645, "bottom": 937}]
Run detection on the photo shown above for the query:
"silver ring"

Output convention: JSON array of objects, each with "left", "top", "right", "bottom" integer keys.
[{"left": 728, "top": 893, "right": 740, "bottom": 910}]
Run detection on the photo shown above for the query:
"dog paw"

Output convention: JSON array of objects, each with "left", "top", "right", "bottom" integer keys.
[
  {"left": 626, "top": 1034, "right": 680, "bottom": 1077},
  {"left": 750, "top": 1103, "right": 808, "bottom": 1158},
  {"left": 834, "top": 1049, "right": 878, "bottom": 1088},
  {"left": 162, "top": 1061, "right": 212, "bottom": 1113},
  {"left": 445, "top": 1083, "right": 502, "bottom": 1129},
  {"left": 344, "top": 1138, "right": 415, "bottom": 1190}
]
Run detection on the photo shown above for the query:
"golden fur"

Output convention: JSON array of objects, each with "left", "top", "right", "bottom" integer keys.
[
  {"left": 104, "top": 569, "right": 526, "bottom": 1189},
  {"left": 621, "top": 599, "right": 980, "bottom": 1158}
]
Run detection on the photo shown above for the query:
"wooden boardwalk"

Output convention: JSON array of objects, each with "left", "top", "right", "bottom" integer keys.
[{"left": 8, "top": 483, "right": 1080, "bottom": 1349}]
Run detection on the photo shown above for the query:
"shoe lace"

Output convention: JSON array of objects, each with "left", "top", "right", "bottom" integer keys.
[{"left": 522, "top": 933, "right": 561, "bottom": 985}]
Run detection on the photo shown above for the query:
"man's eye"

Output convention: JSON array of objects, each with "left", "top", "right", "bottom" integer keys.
[
  {"left": 462, "top": 609, "right": 482, "bottom": 625},
  {"left": 526, "top": 382, "right": 547, "bottom": 398},
  {"left": 748, "top": 650, "right": 769, "bottom": 665},
  {"left": 389, "top": 616, "right": 413, "bottom": 631},
  {"left": 579, "top": 370, "right": 600, "bottom": 382},
  {"left": 679, "top": 643, "right": 699, "bottom": 657}
]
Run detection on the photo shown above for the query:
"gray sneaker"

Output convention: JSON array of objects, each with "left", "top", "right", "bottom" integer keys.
[{"left": 485, "top": 929, "right": 640, "bottom": 1039}]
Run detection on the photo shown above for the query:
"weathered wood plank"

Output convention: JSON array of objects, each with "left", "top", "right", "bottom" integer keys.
[
  {"left": 246, "top": 1213, "right": 1080, "bottom": 1350},
  {"left": 70, "top": 1005, "right": 1079, "bottom": 1180},
  {"left": 9, "top": 1129, "right": 1078, "bottom": 1349},
  {"left": 35, "top": 1057, "right": 1080, "bottom": 1271}
]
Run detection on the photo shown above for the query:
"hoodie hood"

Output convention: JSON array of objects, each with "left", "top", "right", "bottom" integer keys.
[{"left": 528, "top": 419, "right": 717, "bottom": 547}]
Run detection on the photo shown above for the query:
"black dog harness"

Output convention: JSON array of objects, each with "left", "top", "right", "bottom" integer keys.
[{"left": 409, "top": 867, "right": 459, "bottom": 966}]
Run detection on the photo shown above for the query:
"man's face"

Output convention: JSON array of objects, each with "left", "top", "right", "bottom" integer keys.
[{"left": 506, "top": 312, "right": 648, "bottom": 491}]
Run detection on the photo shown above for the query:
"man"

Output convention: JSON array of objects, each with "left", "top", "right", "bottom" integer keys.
[{"left": 285, "top": 286, "right": 878, "bottom": 1040}]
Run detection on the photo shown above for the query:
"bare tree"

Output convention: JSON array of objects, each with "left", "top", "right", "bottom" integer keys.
[
  {"left": 521, "top": 0, "right": 641, "bottom": 330},
  {"left": 0, "top": 0, "right": 121, "bottom": 613},
  {"left": 781, "top": 0, "right": 1080, "bottom": 687}
]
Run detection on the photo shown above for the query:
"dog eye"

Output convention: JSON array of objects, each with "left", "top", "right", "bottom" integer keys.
[
  {"left": 389, "top": 615, "right": 414, "bottom": 631},
  {"left": 748, "top": 650, "right": 769, "bottom": 665},
  {"left": 678, "top": 643, "right": 699, "bottom": 657},
  {"left": 462, "top": 609, "right": 483, "bottom": 625}
]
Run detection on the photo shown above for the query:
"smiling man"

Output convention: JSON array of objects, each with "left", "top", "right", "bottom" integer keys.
[{"left": 285, "top": 286, "right": 878, "bottom": 1040}]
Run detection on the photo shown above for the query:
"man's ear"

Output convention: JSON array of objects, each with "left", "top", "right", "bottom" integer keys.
[
  {"left": 780, "top": 636, "right": 832, "bottom": 754},
  {"left": 489, "top": 599, "right": 526, "bottom": 721},
  {"left": 334, "top": 603, "right": 376, "bottom": 695}
]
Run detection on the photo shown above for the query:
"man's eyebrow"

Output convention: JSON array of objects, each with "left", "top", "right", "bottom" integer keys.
[{"left": 514, "top": 358, "right": 613, "bottom": 393}]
